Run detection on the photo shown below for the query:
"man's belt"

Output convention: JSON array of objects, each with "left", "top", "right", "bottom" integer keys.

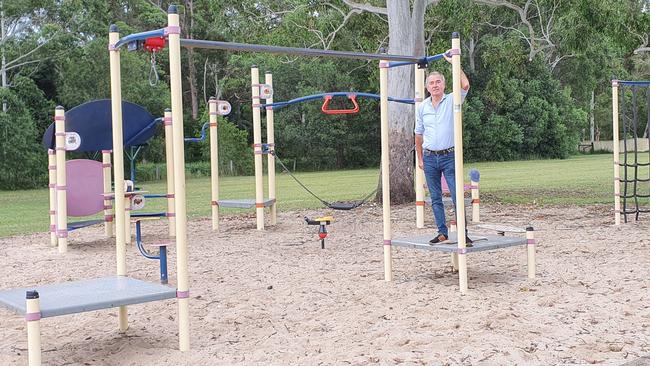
[{"left": 424, "top": 147, "right": 454, "bottom": 156}]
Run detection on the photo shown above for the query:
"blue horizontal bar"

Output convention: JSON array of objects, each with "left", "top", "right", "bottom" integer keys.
[
  {"left": 263, "top": 92, "right": 414, "bottom": 110},
  {"left": 143, "top": 194, "right": 168, "bottom": 199},
  {"left": 115, "top": 28, "right": 166, "bottom": 49},
  {"left": 184, "top": 122, "right": 209, "bottom": 143},
  {"left": 617, "top": 80, "right": 650, "bottom": 86}
]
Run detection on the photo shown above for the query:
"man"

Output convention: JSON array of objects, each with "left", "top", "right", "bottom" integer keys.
[{"left": 414, "top": 52, "right": 471, "bottom": 245}]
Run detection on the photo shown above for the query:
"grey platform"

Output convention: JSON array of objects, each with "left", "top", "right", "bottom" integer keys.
[
  {"left": 217, "top": 198, "right": 275, "bottom": 209},
  {"left": 392, "top": 232, "right": 527, "bottom": 254},
  {"left": 0, "top": 276, "right": 177, "bottom": 318}
]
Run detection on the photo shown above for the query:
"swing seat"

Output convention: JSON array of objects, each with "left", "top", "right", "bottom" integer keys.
[{"left": 328, "top": 201, "right": 362, "bottom": 210}]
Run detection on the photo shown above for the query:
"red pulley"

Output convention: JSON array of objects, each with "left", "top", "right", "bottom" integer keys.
[
  {"left": 319, "top": 232, "right": 327, "bottom": 239},
  {"left": 144, "top": 37, "right": 166, "bottom": 53}
]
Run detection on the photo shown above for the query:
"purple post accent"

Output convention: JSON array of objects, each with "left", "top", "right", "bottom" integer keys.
[
  {"left": 103, "top": 205, "right": 112, "bottom": 210},
  {"left": 252, "top": 103, "right": 262, "bottom": 108},
  {"left": 55, "top": 147, "right": 66, "bottom": 151},
  {"left": 25, "top": 312, "right": 42, "bottom": 321},
  {"left": 49, "top": 210, "right": 56, "bottom": 215},
  {"left": 266, "top": 106, "right": 273, "bottom": 111},
  {"left": 414, "top": 97, "right": 423, "bottom": 102},
  {"left": 54, "top": 116, "right": 65, "bottom": 121},
  {"left": 176, "top": 290, "right": 189, "bottom": 298},
  {"left": 50, "top": 225, "right": 56, "bottom": 232},
  {"left": 48, "top": 165, "right": 56, "bottom": 170},
  {"left": 66, "top": 160, "right": 105, "bottom": 217},
  {"left": 48, "top": 149, "right": 55, "bottom": 155},
  {"left": 614, "top": 193, "right": 621, "bottom": 197},
  {"left": 108, "top": 44, "right": 117, "bottom": 51},
  {"left": 456, "top": 248, "right": 467, "bottom": 254},
  {"left": 383, "top": 239, "right": 391, "bottom": 246},
  {"left": 211, "top": 201, "right": 219, "bottom": 206},
  {"left": 527, "top": 239, "right": 535, "bottom": 245},
  {"left": 449, "top": 48, "right": 461, "bottom": 56},
  {"left": 612, "top": 80, "right": 619, "bottom": 87},
  {"left": 57, "top": 230, "right": 68, "bottom": 238},
  {"left": 378, "top": 61, "right": 389, "bottom": 68},
  {"left": 209, "top": 122, "right": 217, "bottom": 127},
  {"left": 164, "top": 26, "right": 181, "bottom": 35},
  {"left": 254, "top": 150, "right": 263, "bottom": 155},
  {"left": 56, "top": 185, "right": 67, "bottom": 190},
  {"left": 54, "top": 132, "right": 66, "bottom": 137},
  {"left": 102, "top": 163, "right": 112, "bottom": 168},
  {"left": 208, "top": 99, "right": 218, "bottom": 104},
  {"left": 166, "top": 213, "right": 176, "bottom": 217},
  {"left": 102, "top": 150, "right": 112, "bottom": 154},
  {"left": 167, "top": 193, "right": 175, "bottom": 198},
  {"left": 48, "top": 184, "right": 55, "bottom": 188},
  {"left": 105, "top": 215, "right": 114, "bottom": 222}
]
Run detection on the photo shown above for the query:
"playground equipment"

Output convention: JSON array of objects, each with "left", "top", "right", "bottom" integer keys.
[
  {"left": 305, "top": 216, "right": 333, "bottom": 249},
  {"left": 611, "top": 80, "right": 650, "bottom": 225},
  {"left": 41, "top": 100, "right": 174, "bottom": 252},
  {"left": 0, "top": 10, "right": 538, "bottom": 365}
]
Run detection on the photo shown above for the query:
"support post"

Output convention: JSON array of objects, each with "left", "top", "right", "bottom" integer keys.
[
  {"left": 167, "top": 5, "right": 191, "bottom": 351},
  {"left": 102, "top": 151, "right": 114, "bottom": 237},
  {"left": 471, "top": 180, "right": 479, "bottom": 222},
  {"left": 108, "top": 24, "right": 128, "bottom": 332},
  {"left": 208, "top": 99, "right": 219, "bottom": 230},
  {"left": 47, "top": 150, "right": 57, "bottom": 246},
  {"left": 414, "top": 66, "right": 425, "bottom": 229},
  {"left": 54, "top": 107, "right": 67, "bottom": 253},
  {"left": 26, "top": 291, "right": 41, "bottom": 366},
  {"left": 251, "top": 66, "right": 265, "bottom": 230},
  {"left": 450, "top": 33, "right": 468, "bottom": 293},
  {"left": 526, "top": 227, "right": 536, "bottom": 279},
  {"left": 164, "top": 109, "right": 176, "bottom": 237},
  {"left": 265, "top": 72, "right": 277, "bottom": 225},
  {"left": 612, "top": 80, "right": 621, "bottom": 226},
  {"left": 379, "top": 59, "right": 392, "bottom": 281}
]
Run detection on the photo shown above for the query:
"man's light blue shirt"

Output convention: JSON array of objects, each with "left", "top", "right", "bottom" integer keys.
[{"left": 414, "top": 90, "right": 468, "bottom": 151}]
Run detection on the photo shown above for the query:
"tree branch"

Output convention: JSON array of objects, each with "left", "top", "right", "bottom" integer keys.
[{"left": 341, "top": 0, "right": 387, "bottom": 15}]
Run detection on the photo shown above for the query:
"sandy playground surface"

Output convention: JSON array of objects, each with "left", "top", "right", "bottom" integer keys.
[{"left": 0, "top": 203, "right": 649, "bottom": 365}]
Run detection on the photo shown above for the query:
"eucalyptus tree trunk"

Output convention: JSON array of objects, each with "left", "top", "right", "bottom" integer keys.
[{"left": 376, "top": 0, "right": 428, "bottom": 204}]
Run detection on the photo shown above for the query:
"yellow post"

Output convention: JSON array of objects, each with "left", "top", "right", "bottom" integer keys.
[
  {"left": 379, "top": 59, "right": 392, "bottom": 281},
  {"left": 26, "top": 291, "right": 41, "bottom": 366},
  {"left": 612, "top": 80, "right": 621, "bottom": 226},
  {"left": 265, "top": 72, "right": 277, "bottom": 225},
  {"left": 414, "top": 66, "right": 425, "bottom": 229},
  {"left": 54, "top": 106, "right": 67, "bottom": 253},
  {"left": 471, "top": 180, "right": 479, "bottom": 222},
  {"left": 449, "top": 220, "right": 458, "bottom": 271},
  {"left": 47, "top": 150, "right": 57, "bottom": 246},
  {"left": 167, "top": 5, "right": 191, "bottom": 351},
  {"left": 251, "top": 66, "right": 265, "bottom": 230},
  {"left": 526, "top": 227, "right": 536, "bottom": 279},
  {"left": 208, "top": 99, "right": 219, "bottom": 230},
  {"left": 124, "top": 194, "right": 131, "bottom": 244},
  {"left": 102, "top": 151, "right": 114, "bottom": 237},
  {"left": 108, "top": 24, "right": 128, "bottom": 331},
  {"left": 450, "top": 33, "right": 468, "bottom": 293},
  {"left": 164, "top": 109, "right": 176, "bottom": 237}
]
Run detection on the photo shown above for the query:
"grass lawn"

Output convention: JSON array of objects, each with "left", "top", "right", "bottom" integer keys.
[{"left": 1, "top": 153, "right": 647, "bottom": 238}]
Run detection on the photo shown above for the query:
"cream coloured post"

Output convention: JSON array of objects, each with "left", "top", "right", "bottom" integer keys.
[
  {"left": 102, "top": 151, "right": 114, "bottom": 237},
  {"left": 167, "top": 5, "right": 191, "bottom": 351},
  {"left": 471, "top": 179, "right": 480, "bottom": 222},
  {"left": 251, "top": 66, "right": 265, "bottom": 230},
  {"left": 380, "top": 59, "right": 392, "bottom": 281},
  {"left": 48, "top": 150, "right": 57, "bottom": 246},
  {"left": 108, "top": 25, "right": 128, "bottom": 331},
  {"left": 164, "top": 109, "right": 176, "bottom": 237},
  {"left": 26, "top": 291, "right": 41, "bottom": 366},
  {"left": 54, "top": 107, "right": 67, "bottom": 253},
  {"left": 265, "top": 72, "right": 277, "bottom": 225},
  {"left": 526, "top": 227, "right": 536, "bottom": 278},
  {"left": 450, "top": 33, "right": 469, "bottom": 293},
  {"left": 612, "top": 80, "right": 621, "bottom": 225},
  {"left": 208, "top": 99, "right": 219, "bottom": 230},
  {"left": 414, "top": 66, "right": 425, "bottom": 229}
]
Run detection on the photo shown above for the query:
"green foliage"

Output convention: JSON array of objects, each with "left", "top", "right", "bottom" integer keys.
[{"left": 0, "top": 89, "right": 46, "bottom": 189}]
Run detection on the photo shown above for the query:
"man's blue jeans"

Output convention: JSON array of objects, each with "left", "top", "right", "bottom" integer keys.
[{"left": 423, "top": 150, "right": 465, "bottom": 236}]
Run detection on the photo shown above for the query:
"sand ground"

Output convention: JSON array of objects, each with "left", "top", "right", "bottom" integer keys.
[{"left": 0, "top": 203, "right": 648, "bottom": 365}]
